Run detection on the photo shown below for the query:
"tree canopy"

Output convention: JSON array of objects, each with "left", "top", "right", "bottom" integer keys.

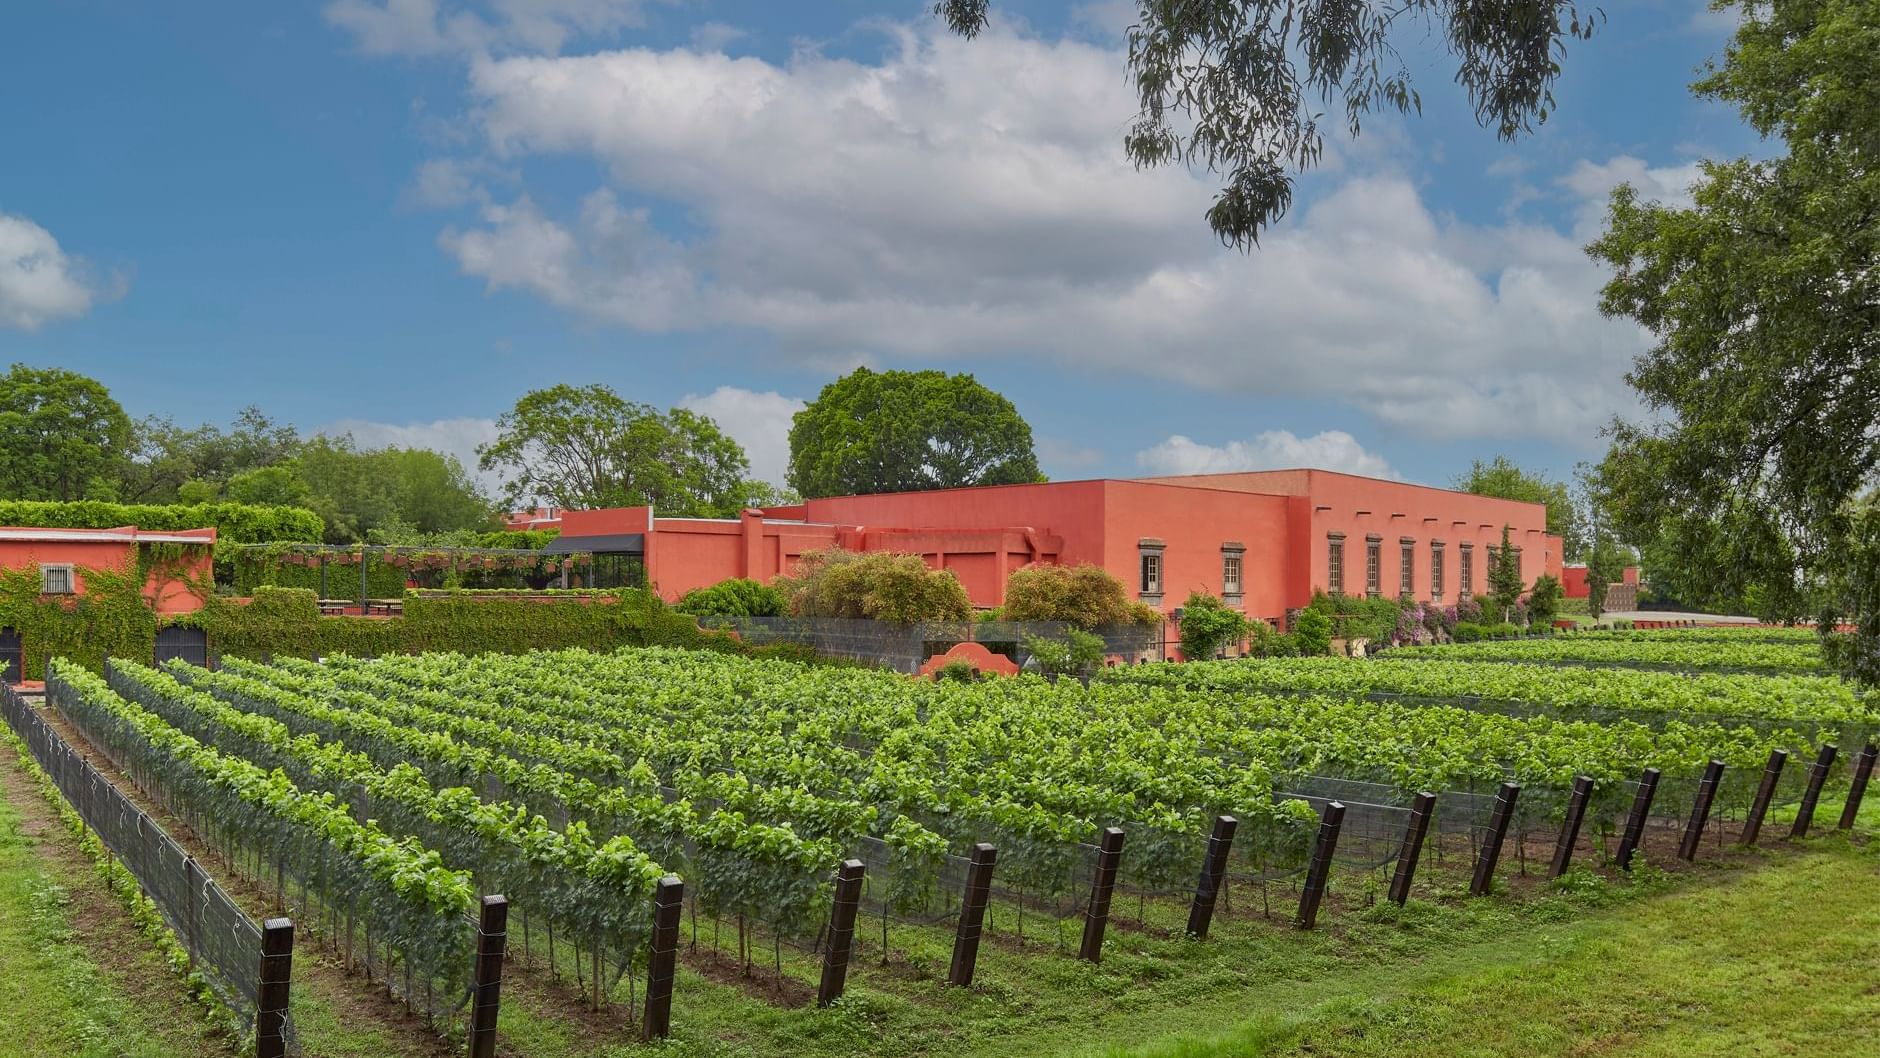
[
  {"left": 1453, "top": 455, "right": 1583, "bottom": 560},
  {"left": 121, "top": 407, "right": 300, "bottom": 504},
  {"left": 0, "top": 365, "right": 496, "bottom": 543},
  {"left": 478, "top": 384, "right": 757, "bottom": 517},
  {"left": 1587, "top": 0, "right": 1880, "bottom": 678},
  {"left": 0, "top": 363, "right": 134, "bottom": 501},
  {"left": 788, "top": 368, "right": 1043, "bottom": 498},
  {"left": 937, "top": 0, "right": 1599, "bottom": 247}
]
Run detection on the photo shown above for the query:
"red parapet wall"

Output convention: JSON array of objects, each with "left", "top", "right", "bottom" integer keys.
[{"left": 918, "top": 642, "right": 1020, "bottom": 679}]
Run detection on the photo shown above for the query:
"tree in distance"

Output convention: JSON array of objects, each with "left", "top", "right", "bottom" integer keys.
[{"left": 788, "top": 367, "right": 1043, "bottom": 499}]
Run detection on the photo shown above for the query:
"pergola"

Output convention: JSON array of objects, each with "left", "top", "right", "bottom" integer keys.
[{"left": 229, "top": 542, "right": 593, "bottom": 612}]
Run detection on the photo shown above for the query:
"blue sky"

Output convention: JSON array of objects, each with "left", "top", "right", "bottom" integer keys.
[{"left": 0, "top": 1, "right": 1756, "bottom": 493}]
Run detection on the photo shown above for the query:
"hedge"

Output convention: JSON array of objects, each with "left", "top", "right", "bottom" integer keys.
[
  {"left": 0, "top": 500, "right": 323, "bottom": 544},
  {"left": 0, "top": 568, "right": 733, "bottom": 681},
  {"left": 179, "top": 587, "right": 723, "bottom": 662}
]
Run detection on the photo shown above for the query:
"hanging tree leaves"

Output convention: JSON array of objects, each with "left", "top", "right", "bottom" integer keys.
[{"left": 935, "top": 0, "right": 1602, "bottom": 247}]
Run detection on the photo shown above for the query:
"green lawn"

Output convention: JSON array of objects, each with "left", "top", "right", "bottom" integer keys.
[
  {"left": 0, "top": 760, "right": 226, "bottom": 1058},
  {"left": 1092, "top": 835, "right": 1880, "bottom": 1058}
]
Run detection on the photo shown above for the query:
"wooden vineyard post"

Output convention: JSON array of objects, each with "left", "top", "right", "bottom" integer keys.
[
  {"left": 1838, "top": 744, "right": 1878, "bottom": 830},
  {"left": 1615, "top": 767, "right": 1661, "bottom": 871},
  {"left": 1469, "top": 782, "right": 1521, "bottom": 897},
  {"left": 1741, "top": 749, "right": 1788, "bottom": 846},
  {"left": 1678, "top": 760, "right": 1726, "bottom": 862},
  {"left": 1388, "top": 792, "right": 1436, "bottom": 905},
  {"left": 642, "top": 877, "right": 683, "bottom": 1042},
  {"left": 467, "top": 895, "right": 508, "bottom": 1058},
  {"left": 948, "top": 844, "right": 997, "bottom": 987},
  {"left": 1549, "top": 775, "right": 1594, "bottom": 879},
  {"left": 1790, "top": 744, "right": 1838, "bottom": 838},
  {"left": 818, "top": 860, "right": 866, "bottom": 1008},
  {"left": 1295, "top": 802, "right": 1345, "bottom": 930},
  {"left": 1185, "top": 815, "right": 1239, "bottom": 939},
  {"left": 256, "top": 918, "right": 294, "bottom": 1058},
  {"left": 1078, "top": 828, "right": 1126, "bottom": 963}
]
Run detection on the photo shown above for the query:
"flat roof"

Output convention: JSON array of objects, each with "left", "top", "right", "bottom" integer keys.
[{"left": 0, "top": 527, "right": 215, "bottom": 545}]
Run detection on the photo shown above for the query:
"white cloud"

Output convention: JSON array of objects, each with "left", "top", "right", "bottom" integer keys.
[
  {"left": 0, "top": 212, "right": 110, "bottom": 330},
  {"left": 1137, "top": 431, "right": 1403, "bottom": 480},
  {"left": 415, "top": 20, "right": 1688, "bottom": 446},
  {"left": 316, "top": 416, "right": 504, "bottom": 493},
  {"left": 676, "top": 386, "right": 804, "bottom": 487},
  {"left": 689, "top": 21, "right": 745, "bottom": 53},
  {"left": 325, "top": 0, "right": 663, "bottom": 57},
  {"left": 404, "top": 157, "right": 502, "bottom": 208},
  {"left": 1559, "top": 155, "right": 1704, "bottom": 235}
]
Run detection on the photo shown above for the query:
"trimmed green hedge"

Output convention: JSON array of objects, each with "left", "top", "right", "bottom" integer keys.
[
  {"left": 177, "top": 587, "right": 723, "bottom": 662},
  {"left": 0, "top": 500, "right": 323, "bottom": 543}
]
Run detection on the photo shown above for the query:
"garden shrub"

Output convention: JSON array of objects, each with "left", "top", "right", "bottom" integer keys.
[
  {"left": 774, "top": 549, "right": 972, "bottom": 624},
  {"left": 1003, "top": 564, "right": 1161, "bottom": 629},
  {"left": 1177, "top": 591, "right": 1249, "bottom": 660},
  {"left": 1292, "top": 607, "right": 1334, "bottom": 656},
  {"left": 1023, "top": 628, "right": 1107, "bottom": 677},
  {"left": 1309, "top": 591, "right": 1405, "bottom": 643},
  {"left": 933, "top": 659, "right": 980, "bottom": 683},
  {"left": 1527, "top": 573, "right": 1564, "bottom": 627},
  {"left": 675, "top": 578, "right": 786, "bottom": 618}
]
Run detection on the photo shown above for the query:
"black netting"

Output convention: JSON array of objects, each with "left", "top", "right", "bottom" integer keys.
[{"left": 1, "top": 686, "right": 294, "bottom": 1051}]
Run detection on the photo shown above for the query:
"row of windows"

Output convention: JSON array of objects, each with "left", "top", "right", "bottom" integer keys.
[
  {"left": 1139, "top": 545, "right": 1247, "bottom": 600},
  {"left": 1132, "top": 535, "right": 1529, "bottom": 605},
  {"left": 1326, "top": 535, "right": 1522, "bottom": 599}
]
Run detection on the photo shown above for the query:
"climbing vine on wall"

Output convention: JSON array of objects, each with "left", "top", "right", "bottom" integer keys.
[{"left": 0, "top": 565, "right": 159, "bottom": 680}]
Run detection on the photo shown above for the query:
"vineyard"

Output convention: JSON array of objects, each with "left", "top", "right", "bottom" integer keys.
[
  {"left": 1385, "top": 634, "right": 1828, "bottom": 673},
  {"left": 6, "top": 628, "right": 1877, "bottom": 1057}
]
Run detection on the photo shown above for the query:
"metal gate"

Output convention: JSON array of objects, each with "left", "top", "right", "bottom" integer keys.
[
  {"left": 0, "top": 628, "right": 19, "bottom": 684},
  {"left": 153, "top": 625, "right": 209, "bottom": 667}
]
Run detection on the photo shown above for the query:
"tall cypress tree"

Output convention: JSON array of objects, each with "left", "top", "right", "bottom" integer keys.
[{"left": 1488, "top": 525, "right": 1526, "bottom": 624}]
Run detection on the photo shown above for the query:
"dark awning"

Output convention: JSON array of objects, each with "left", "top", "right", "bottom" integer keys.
[{"left": 542, "top": 532, "right": 646, "bottom": 555}]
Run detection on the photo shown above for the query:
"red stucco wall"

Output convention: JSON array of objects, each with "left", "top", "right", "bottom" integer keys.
[
  {"left": 617, "top": 472, "right": 1567, "bottom": 620},
  {"left": 0, "top": 528, "right": 215, "bottom": 616}
]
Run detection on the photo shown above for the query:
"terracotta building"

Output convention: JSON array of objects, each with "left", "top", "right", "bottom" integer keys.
[
  {"left": 540, "top": 470, "right": 1562, "bottom": 629},
  {"left": 0, "top": 526, "right": 216, "bottom": 615}
]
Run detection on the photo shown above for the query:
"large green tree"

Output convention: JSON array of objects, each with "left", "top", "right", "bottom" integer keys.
[
  {"left": 788, "top": 368, "right": 1043, "bottom": 498},
  {"left": 938, "top": 1, "right": 1599, "bottom": 246},
  {"left": 0, "top": 363, "right": 134, "bottom": 501},
  {"left": 296, "top": 437, "right": 492, "bottom": 543},
  {"left": 1453, "top": 456, "right": 1584, "bottom": 560},
  {"left": 1588, "top": 0, "right": 1880, "bottom": 679},
  {"left": 478, "top": 384, "right": 752, "bottom": 517},
  {"left": 121, "top": 407, "right": 300, "bottom": 503}
]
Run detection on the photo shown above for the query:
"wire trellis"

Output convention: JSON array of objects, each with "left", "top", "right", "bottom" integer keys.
[{"left": 0, "top": 685, "right": 293, "bottom": 1051}]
